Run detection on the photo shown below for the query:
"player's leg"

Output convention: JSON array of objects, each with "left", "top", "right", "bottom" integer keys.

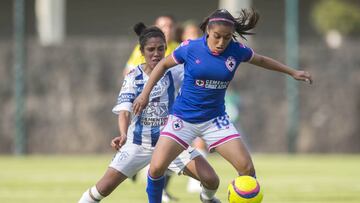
[
  {"left": 215, "top": 137, "right": 255, "bottom": 177},
  {"left": 204, "top": 115, "right": 255, "bottom": 177},
  {"left": 187, "top": 137, "right": 208, "bottom": 193},
  {"left": 147, "top": 136, "right": 185, "bottom": 203},
  {"left": 162, "top": 170, "right": 178, "bottom": 202},
  {"left": 79, "top": 143, "right": 151, "bottom": 203},
  {"left": 165, "top": 118, "right": 220, "bottom": 203},
  {"left": 181, "top": 154, "right": 221, "bottom": 203},
  {"left": 147, "top": 114, "right": 197, "bottom": 203},
  {"left": 78, "top": 168, "right": 127, "bottom": 203}
]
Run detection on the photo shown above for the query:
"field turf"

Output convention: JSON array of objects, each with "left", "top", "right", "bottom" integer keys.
[{"left": 0, "top": 154, "right": 359, "bottom": 203}]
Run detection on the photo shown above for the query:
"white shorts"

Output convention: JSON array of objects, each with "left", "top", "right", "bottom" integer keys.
[
  {"left": 109, "top": 141, "right": 200, "bottom": 177},
  {"left": 161, "top": 114, "right": 241, "bottom": 152}
]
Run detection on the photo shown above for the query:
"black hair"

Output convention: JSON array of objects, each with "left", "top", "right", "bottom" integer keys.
[
  {"left": 199, "top": 8, "right": 259, "bottom": 40},
  {"left": 133, "top": 22, "right": 166, "bottom": 52}
]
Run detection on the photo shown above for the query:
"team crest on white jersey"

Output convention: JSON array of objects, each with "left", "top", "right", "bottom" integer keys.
[
  {"left": 116, "top": 151, "right": 129, "bottom": 161},
  {"left": 172, "top": 119, "right": 184, "bottom": 131},
  {"left": 225, "top": 56, "right": 236, "bottom": 71}
]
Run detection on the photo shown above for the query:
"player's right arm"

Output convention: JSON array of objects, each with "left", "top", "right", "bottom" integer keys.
[
  {"left": 132, "top": 55, "right": 177, "bottom": 115},
  {"left": 111, "top": 71, "right": 137, "bottom": 150},
  {"left": 111, "top": 111, "right": 130, "bottom": 150}
]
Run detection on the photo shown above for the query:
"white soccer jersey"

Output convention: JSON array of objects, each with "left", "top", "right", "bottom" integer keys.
[{"left": 112, "top": 64, "right": 184, "bottom": 148}]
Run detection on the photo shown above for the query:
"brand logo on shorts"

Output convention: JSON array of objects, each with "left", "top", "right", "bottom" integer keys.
[
  {"left": 225, "top": 56, "right": 236, "bottom": 71},
  {"left": 172, "top": 119, "right": 184, "bottom": 131},
  {"left": 117, "top": 151, "right": 129, "bottom": 161}
]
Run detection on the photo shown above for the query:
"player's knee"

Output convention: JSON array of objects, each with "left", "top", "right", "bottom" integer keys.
[{"left": 149, "top": 163, "right": 167, "bottom": 178}]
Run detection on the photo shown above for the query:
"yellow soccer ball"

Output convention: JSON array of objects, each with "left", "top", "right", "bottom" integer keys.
[{"left": 227, "top": 176, "right": 263, "bottom": 203}]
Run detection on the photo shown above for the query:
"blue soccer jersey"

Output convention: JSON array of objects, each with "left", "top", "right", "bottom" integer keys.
[
  {"left": 171, "top": 36, "right": 253, "bottom": 123},
  {"left": 112, "top": 64, "right": 183, "bottom": 148}
]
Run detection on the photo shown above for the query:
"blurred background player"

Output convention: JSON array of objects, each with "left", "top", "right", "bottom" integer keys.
[{"left": 180, "top": 20, "right": 202, "bottom": 42}]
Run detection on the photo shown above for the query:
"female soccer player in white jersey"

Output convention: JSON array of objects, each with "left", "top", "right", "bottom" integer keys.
[
  {"left": 133, "top": 9, "right": 313, "bottom": 203},
  {"left": 78, "top": 23, "right": 220, "bottom": 203}
]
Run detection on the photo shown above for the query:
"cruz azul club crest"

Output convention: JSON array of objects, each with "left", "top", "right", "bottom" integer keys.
[
  {"left": 172, "top": 119, "right": 184, "bottom": 131},
  {"left": 225, "top": 56, "right": 236, "bottom": 71},
  {"left": 195, "top": 79, "right": 205, "bottom": 87}
]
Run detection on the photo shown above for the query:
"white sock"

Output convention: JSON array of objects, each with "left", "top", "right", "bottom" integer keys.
[
  {"left": 187, "top": 177, "right": 202, "bottom": 193},
  {"left": 78, "top": 186, "right": 105, "bottom": 203},
  {"left": 200, "top": 185, "right": 217, "bottom": 200}
]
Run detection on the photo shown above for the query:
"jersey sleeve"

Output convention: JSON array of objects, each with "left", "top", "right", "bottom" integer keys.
[
  {"left": 237, "top": 42, "right": 254, "bottom": 62},
  {"left": 165, "top": 41, "right": 180, "bottom": 57},
  {"left": 172, "top": 40, "right": 190, "bottom": 64},
  {"left": 112, "top": 73, "right": 136, "bottom": 114},
  {"left": 169, "top": 64, "right": 184, "bottom": 91}
]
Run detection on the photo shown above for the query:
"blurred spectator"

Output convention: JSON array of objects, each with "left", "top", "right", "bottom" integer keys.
[
  {"left": 181, "top": 20, "right": 202, "bottom": 41},
  {"left": 124, "top": 15, "right": 179, "bottom": 74}
]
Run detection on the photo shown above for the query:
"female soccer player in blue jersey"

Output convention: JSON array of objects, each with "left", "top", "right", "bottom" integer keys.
[
  {"left": 78, "top": 22, "right": 220, "bottom": 203},
  {"left": 133, "top": 9, "right": 313, "bottom": 203}
]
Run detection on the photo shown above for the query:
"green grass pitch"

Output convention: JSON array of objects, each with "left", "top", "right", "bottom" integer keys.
[{"left": 0, "top": 154, "right": 359, "bottom": 203}]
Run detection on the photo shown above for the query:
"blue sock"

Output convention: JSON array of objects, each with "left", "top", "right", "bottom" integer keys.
[{"left": 146, "top": 174, "right": 165, "bottom": 203}]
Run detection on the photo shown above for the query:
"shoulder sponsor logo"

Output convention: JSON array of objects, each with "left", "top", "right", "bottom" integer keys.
[{"left": 118, "top": 93, "right": 135, "bottom": 103}]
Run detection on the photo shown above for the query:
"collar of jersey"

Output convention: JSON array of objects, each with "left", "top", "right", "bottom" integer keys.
[{"left": 137, "top": 64, "right": 150, "bottom": 78}]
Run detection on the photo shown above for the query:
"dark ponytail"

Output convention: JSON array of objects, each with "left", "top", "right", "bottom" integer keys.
[
  {"left": 234, "top": 9, "right": 259, "bottom": 39},
  {"left": 133, "top": 22, "right": 147, "bottom": 36},
  {"left": 133, "top": 22, "right": 166, "bottom": 51},
  {"left": 199, "top": 9, "right": 259, "bottom": 40}
]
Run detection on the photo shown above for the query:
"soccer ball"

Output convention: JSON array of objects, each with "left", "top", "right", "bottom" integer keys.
[{"left": 227, "top": 176, "right": 263, "bottom": 203}]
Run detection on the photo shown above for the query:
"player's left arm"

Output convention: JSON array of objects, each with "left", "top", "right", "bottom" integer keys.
[{"left": 249, "top": 53, "right": 313, "bottom": 84}]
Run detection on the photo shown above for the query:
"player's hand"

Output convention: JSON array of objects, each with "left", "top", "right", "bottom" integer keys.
[
  {"left": 132, "top": 93, "right": 149, "bottom": 116},
  {"left": 111, "top": 135, "right": 127, "bottom": 150},
  {"left": 292, "top": 70, "right": 313, "bottom": 84}
]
